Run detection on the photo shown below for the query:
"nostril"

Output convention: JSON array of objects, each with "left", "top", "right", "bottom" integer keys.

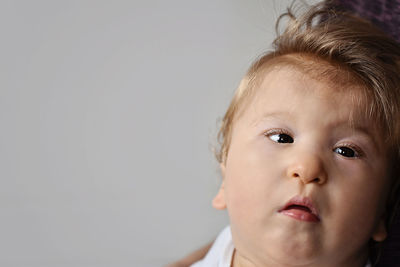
[{"left": 293, "top": 173, "right": 300, "bottom": 178}]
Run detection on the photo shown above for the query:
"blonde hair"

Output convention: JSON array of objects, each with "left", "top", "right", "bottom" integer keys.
[{"left": 215, "top": 1, "right": 400, "bottom": 264}]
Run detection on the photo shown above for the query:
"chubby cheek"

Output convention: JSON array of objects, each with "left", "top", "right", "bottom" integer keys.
[
  {"left": 327, "top": 166, "right": 387, "bottom": 251},
  {"left": 223, "top": 142, "right": 282, "bottom": 228}
]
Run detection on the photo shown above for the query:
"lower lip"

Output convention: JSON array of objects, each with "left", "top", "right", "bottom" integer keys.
[{"left": 279, "top": 209, "right": 320, "bottom": 222}]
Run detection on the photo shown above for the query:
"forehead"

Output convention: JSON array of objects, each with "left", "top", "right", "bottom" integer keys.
[
  {"left": 259, "top": 64, "right": 362, "bottom": 105},
  {"left": 236, "top": 55, "right": 372, "bottom": 119},
  {"left": 237, "top": 64, "right": 379, "bottom": 136}
]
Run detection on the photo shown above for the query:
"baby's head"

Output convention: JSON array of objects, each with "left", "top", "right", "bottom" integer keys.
[{"left": 212, "top": 2, "right": 400, "bottom": 266}]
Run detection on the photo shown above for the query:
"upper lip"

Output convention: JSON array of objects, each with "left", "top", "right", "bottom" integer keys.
[{"left": 278, "top": 195, "right": 320, "bottom": 218}]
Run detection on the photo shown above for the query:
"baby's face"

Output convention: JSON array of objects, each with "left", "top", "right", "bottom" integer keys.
[{"left": 213, "top": 65, "right": 390, "bottom": 266}]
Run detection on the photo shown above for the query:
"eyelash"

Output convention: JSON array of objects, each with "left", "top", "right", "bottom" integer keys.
[
  {"left": 264, "top": 128, "right": 291, "bottom": 136},
  {"left": 264, "top": 129, "right": 294, "bottom": 143},
  {"left": 263, "top": 129, "right": 364, "bottom": 158},
  {"left": 333, "top": 143, "right": 364, "bottom": 158}
]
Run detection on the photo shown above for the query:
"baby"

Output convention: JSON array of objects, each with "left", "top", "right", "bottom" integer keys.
[{"left": 173, "top": 2, "right": 400, "bottom": 267}]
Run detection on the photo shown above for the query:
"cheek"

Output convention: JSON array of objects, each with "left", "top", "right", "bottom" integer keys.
[
  {"left": 326, "top": 167, "right": 388, "bottom": 246},
  {"left": 223, "top": 145, "right": 283, "bottom": 223},
  {"left": 341, "top": 164, "right": 388, "bottom": 212},
  {"left": 331, "top": 159, "right": 388, "bottom": 210}
]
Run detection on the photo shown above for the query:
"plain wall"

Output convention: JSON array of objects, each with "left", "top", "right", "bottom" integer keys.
[{"left": 0, "top": 1, "right": 318, "bottom": 266}]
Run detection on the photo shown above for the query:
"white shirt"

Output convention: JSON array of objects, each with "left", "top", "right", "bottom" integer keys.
[
  {"left": 190, "top": 225, "right": 234, "bottom": 267},
  {"left": 190, "top": 225, "right": 372, "bottom": 267}
]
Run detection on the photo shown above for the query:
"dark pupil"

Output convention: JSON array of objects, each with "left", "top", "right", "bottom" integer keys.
[
  {"left": 336, "top": 147, "right": 355, "bottom": 157},
  {"left": 277, "top": 134, "right": 294, "bottom": 143}
]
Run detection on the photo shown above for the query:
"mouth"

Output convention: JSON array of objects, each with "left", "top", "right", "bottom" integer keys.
[{"left": 278, "top": 196, "right": 320, "bottom": 223}]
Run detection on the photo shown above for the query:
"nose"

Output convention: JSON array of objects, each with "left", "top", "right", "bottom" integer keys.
[{"left": 286, "top": 153, "right": 327, "bottom": 185}]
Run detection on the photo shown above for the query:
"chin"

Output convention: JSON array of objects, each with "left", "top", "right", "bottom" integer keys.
[{"left": 260, "top": 234, "right": 321, "bottom": 266}]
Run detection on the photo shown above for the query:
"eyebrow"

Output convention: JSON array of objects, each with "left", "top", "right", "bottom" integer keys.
[
  {"left": 335, "top": 124, "right": 381, "bottom": 152},
  {"left": 250, "top": 112, "right": 292, "bottom": 128}
]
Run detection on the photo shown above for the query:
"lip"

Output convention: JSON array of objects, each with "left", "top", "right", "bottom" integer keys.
[{"left": 278, "top": 195, "right": 320, "bottom": 222}]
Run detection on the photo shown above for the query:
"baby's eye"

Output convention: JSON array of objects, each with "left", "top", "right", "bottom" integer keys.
[
  {"left": 333, "top": 146, "right": 360, "bottom": 158},
  {"left": 267, "top": 133, "right": 294, "bottom": 143}
]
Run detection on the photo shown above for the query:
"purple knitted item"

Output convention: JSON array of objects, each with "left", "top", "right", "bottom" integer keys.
[{"left": 335, "top": 0, "right": 400, "bottom": 42}]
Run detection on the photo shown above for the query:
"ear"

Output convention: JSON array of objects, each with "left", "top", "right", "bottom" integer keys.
[
  {"left": 372, "top": 217, "right": 387, "bottom": 242},
  {"left": 212, "top": 163, "right": 227, "bottom": 210}
]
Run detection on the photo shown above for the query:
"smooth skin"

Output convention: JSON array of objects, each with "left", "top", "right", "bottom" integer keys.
[{"left": 212, "top": 65, "right": 390, "bottom": 267}]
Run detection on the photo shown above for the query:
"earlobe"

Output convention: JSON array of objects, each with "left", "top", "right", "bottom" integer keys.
[
  {"left": 212, "top": 183, "right": 227, "bottom": 210},
  {"left": 372, "top": 218, "right": 387, "bottom": 242},
  {"left": 212, "top": 163, "right": 227, "bottom": 210}
]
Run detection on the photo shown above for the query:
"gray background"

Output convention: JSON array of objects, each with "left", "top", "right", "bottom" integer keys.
[{"left": 0, "top": 1, "right": 317, "bottom": 266}]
